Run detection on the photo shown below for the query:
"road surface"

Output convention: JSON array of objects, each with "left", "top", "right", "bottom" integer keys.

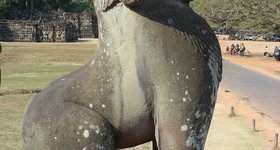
[{"left": 221, "top": 60, "right": 280, "bottom": 124}]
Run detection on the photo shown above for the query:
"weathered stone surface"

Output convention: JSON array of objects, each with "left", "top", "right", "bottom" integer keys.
[{"left": 23, "top": 0, "right": 222, "bottom": 150}]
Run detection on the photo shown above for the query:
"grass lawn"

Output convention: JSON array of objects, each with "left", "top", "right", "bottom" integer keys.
[{"left": 0, "top": 40, "right": 96, "bottom": 150}]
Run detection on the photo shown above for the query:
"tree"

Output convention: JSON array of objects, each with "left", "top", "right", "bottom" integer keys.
[{"left": 191, "top": 0, "right": 280, "bottom": 34}]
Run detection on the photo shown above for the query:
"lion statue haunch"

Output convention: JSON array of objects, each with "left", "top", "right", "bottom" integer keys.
[{"left": 22, "top": 0, "right": 222, "bottom": 149}]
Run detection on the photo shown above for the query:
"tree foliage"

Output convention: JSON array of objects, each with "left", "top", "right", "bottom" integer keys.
[
  {"left": 0, "top": 0, "right": 94, "bottom": 19},
  {"left": 191, "top": 0, "right": 280, "bottom": 34}
]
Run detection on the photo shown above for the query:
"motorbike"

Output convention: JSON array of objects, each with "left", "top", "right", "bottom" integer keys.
[{"left": 274, "top": 48, "right": 280, "bottom": 61}]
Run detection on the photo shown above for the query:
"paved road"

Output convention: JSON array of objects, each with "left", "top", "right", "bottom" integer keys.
[{"left": 221, "top": 60, "right": 280, "bottom": 124}]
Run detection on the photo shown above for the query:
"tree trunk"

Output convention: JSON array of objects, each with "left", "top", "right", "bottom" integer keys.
[{"left": 30, "top": 0, "right": 34, "bottom": 20}]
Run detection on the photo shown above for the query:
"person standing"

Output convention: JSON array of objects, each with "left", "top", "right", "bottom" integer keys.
[{"left": 264, "top": 46, "right": 270, "bottom": 57}]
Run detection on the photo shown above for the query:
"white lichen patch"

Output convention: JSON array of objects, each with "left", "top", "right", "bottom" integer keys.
[
  {"left": 83, "top": 130, "right": 90, "bottom": 138},
  {"left": 84, "top": 121, "right": 88, "bottom": 124},
  {"left": 102, "top": 104, "right": 106, "bottom": 108},
  {"left": 82, "top": 147, "right": 87, "bottom": 150},
  {"left": 78, "top": 125, "right": 83, "bottom": 130},
  {"left": 90, "top": 59, "right": 96, "bottom": 67},
  {"left": 89, "top": 124, "right": 100, "bottom": 135},
  {"left": 177, "top": 72, "right": 180, "bottom": 76},
  {"left": 89, "top": 124, "right": 96, "bottom": 129},
  {"left": 89, "top": 103, "right": 93, "bottom": 108},
  {"left": 186, "top": 75, "right": 189, "bottom": 79},
  {"left": 185, "top": 90, "right": 188, "bottom": 95},
  {"left": 181, "top": 125, "right": 188, "bottom": 131},
  {"left": 183, "top": 97, "right": 187, "bottom": 102},
  {"left": 95, "top": 129, "right": 100, "bottom": 135},
  {"left": 54, "top": 136, "right": 57, "bottom": 140}
]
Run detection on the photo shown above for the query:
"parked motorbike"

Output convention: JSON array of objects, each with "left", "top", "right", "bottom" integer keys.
[{"left": 274, "top": 48, "right": 280, "bottom": 61}]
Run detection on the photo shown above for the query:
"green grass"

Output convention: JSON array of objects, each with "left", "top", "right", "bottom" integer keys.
[
  {"left": 1, "top": 63, "right": 81, "bottom": 92},
  {"left": 0, "top": 40, "right": 96, "bottom": 150},
  {"left": 0, "top": 94, "right": 34, "bottom": 150}
]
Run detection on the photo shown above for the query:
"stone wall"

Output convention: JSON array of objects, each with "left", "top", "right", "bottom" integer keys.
[
  {"left": 36, "top": 21, "right": 77, "bottom": 42},
  {"left": 0, "top": 11, "right": 98, "bottom": 42},
  {"left": 0, "top": 20, "right": 34, "bottom": 41},
  {"left": 62, "top": 12, "right": 98, "bottom": 38},
  {"left": 0, "top": 20, "right": 78, "bottom": 42}
]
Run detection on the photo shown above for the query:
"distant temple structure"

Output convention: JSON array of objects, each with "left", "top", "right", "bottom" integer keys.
[{"left": 0, "top": 11, "right": 98, "bottom": 42}]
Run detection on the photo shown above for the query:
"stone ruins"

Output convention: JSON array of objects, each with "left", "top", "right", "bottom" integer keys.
[{"left": 0, "top": 11, "right": 98, "bottom": 42}]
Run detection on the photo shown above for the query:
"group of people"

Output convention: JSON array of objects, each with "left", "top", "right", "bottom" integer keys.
[
  {"left": 226, "top": 43, "right": 246, "bottom": 56},
  {"left": 264, "top": 46, "right": 280, "bottom": 61},
  {"left": 264, "top": 46, "right": 278, "bottom": 56}
]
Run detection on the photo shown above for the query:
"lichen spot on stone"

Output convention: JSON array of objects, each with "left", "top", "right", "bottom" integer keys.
[
  {"left": 195, "top": 111, "right": 201, "bottom": 119},
  {"left": 83, "top": 130, "right": 90, "bottom": 138},
  {"left": 89, "top": 124, "right": 95, "bottom": 129},
  {"left": 90, "top": 59, "right": 95, "bottom": 67},
  {"left": 54, "top": 136, "right": 57, "bottom": 140},
  {"left": 171, "top": 61, "right": 174, "bottom": 64},
  {"left": 177, "top": 72, "right": 180, "bottom": 76},
  {"left": 89, "top": 103, "right": 93, "bottom": 108},
  {"left": 102, "top": 104, "right": 106, "bottom": 108},
  {"left": 170, "top": 99, "right": 174, "bottom": 102},
  {"left": 168, "top": 18, "right": 174, "bottom": 25},
  {"left": 84, "top": 121, "right": 88, "bottom": 124},
  {"left": 95, "top": 129, "right": 100, "bottom": 134},
  {"left": 82, "top": 147, "right": 87, "bottom": 150},
  {"left": 78, "top": 125, "right": 83, "bottom": 130},
  {"left": 186, "top": 75, "right": 189, "bottom": 79},
  {"left": 181, "top": 125, "right": 188, "bottom": 131},
  {"left": 183, "top": 97, "right": 187, "bottom": 102},
  {"left": 185, "top": 90, "right": 188, "bottom": 95}
]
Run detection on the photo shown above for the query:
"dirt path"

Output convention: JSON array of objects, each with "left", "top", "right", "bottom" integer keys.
[{"left": 212, "top": 40, "right": 280, "bottom": 150}]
